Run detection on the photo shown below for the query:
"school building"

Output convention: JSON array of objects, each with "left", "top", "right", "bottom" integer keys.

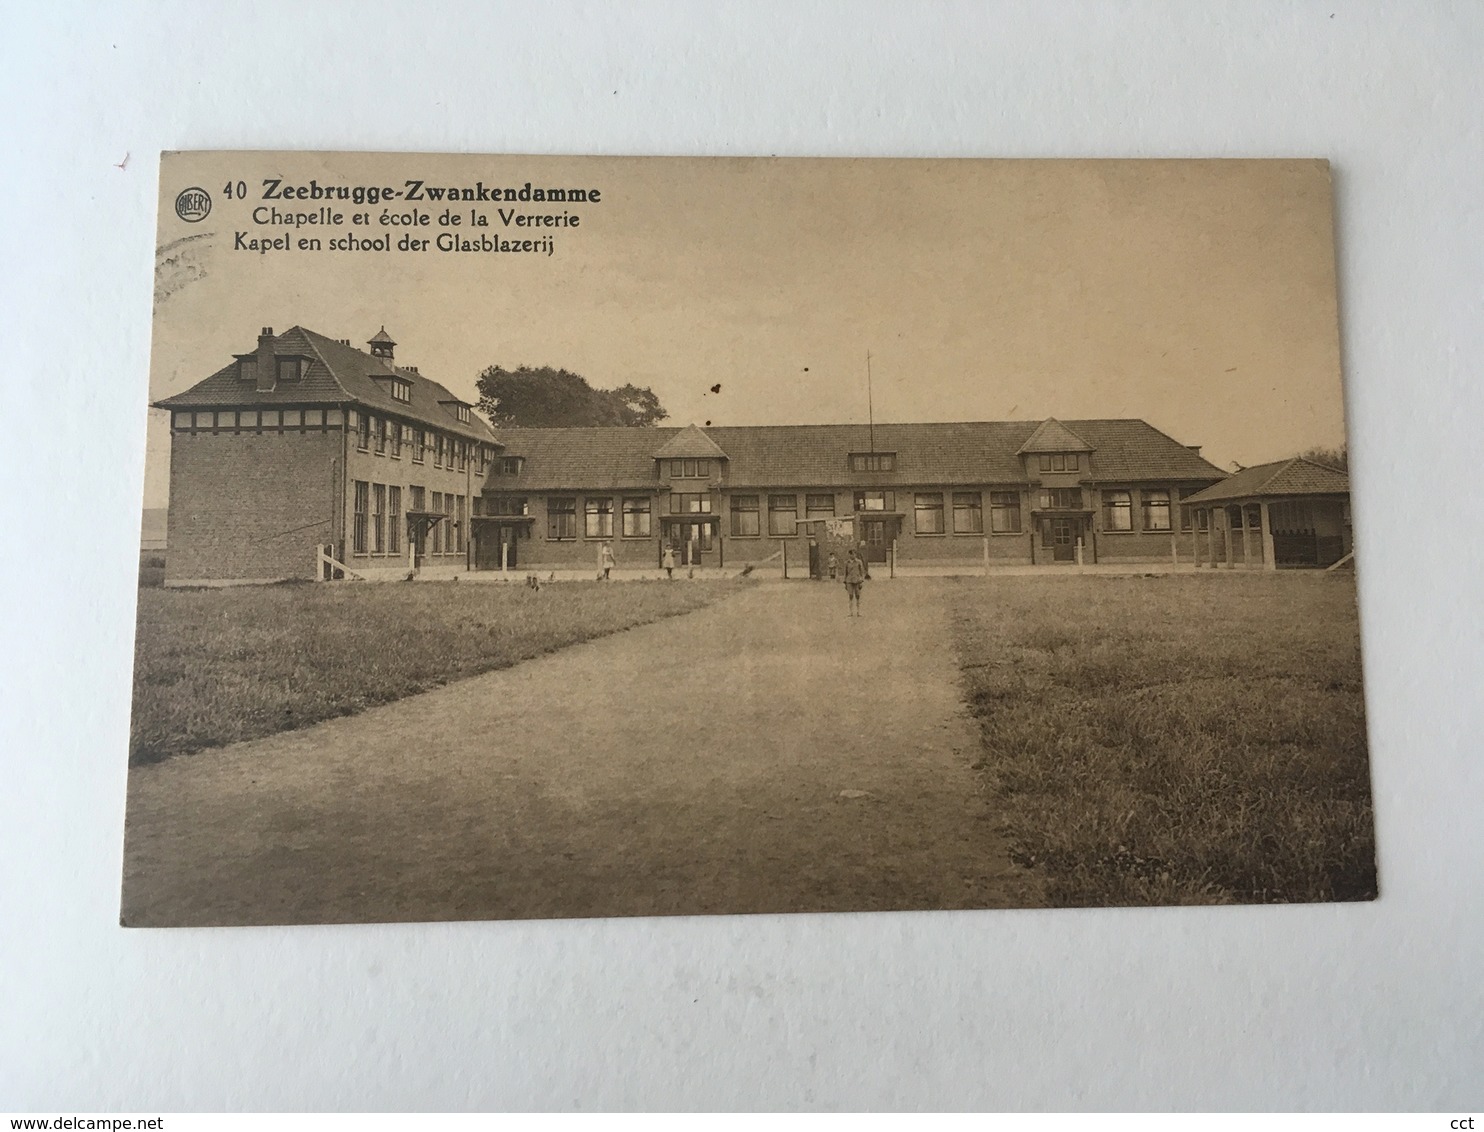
[
  {"left": 154, "top": 325, "right": 499, "bottom": 585},
  {"left": 155, "top": 322, "right": 1353, "bottom": 584}
]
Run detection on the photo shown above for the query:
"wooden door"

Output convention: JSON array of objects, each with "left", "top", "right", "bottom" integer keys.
[{"left": 861, "top": 519, "right": 889, "bottom": 563}]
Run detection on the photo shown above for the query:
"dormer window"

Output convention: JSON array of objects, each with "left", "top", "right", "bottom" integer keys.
[
  {"left": 455, "top": 405, "right": 471, "bottom": 423},
  {"left": 1038, "top": 453, "right": 1080, "bottom": 472},
  {"left": 668, "top": 458, "right": 710, "bottom": 478},
  {"left": 276, "top": 356, "right": 310, "bottom": 383},
  {"left": 500, "top": 456, "right": 524, "bottom": 475},
  {"left": 849, "top": 452, "right": 896, "bottom": 473},
  {"left": 389, "top": 378, "right": 411, "bottom": 403},
  {"left": 237, "top": 357, "right": 257, "bottom": 384}
]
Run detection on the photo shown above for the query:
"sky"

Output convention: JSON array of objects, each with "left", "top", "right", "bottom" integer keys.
[{"left": 144, "top": 153, "right": 1348, "bottom": 508}]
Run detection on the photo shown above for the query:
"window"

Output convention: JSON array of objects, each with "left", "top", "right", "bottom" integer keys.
[
  {"left": 730, "top": 494, "right": 760, "bottom": 537},
  {"left": 357, "top": 412, "right": 371, "bottom": 451},
  {"left": 500, "top": 456, "right": 524, "bottom": 475},
  {"left": 276, "top": 356, "right": 307, "bottom": 383},
  {"left": 430, "top": 492, "right": 444, "bottom": 553},
  {"left": 409, "top": 485, "right": 425, "bottom": 513},
  {"left": 352, "top": 481, "right": 369, "bottom": 554},
  {"left": 489, "top": 496, "right": 529, "bottom": 516},
  {"left": 1142, "top": 489, "right": 1172, "bottom": 531},
  {"left": 849, "top": 452, "right": 896, "bottom": 473},
  {"left": 768, "top": 494, "right": 798, "bottom": 536},
  {"left": 1103, "top": 489, "right": 1133, "bottom": 531},
  {"left": 668, "top": 458, "right": 710, "bottom": 478},
  {"left": 953, "top": 491, "right": 983, "bottom": 534},
  {"left": 548, "top": 497, "right": 577, "bottom": 540},
  {"left": 374, "top": 417, "right": 387, "bottom": 455},
  {"left": 805, "top": 494, "right": 835, "bottom": 519},
  {"left": 989, "top": 491, "right": 1021, "bottom": 533},
  {"left": 1179, "top": 486, "right": 1199, "bottom": 531},
  {"left": 1246, "top": 504, "right": 1262, "bottom": 531},
  {"left": 585, "top": 497, "right": 615, "bottom": 538},
  {"left": 454, "top": 495, "right": 465, "bottom": 553},
  {"left": 390, "top": 422, "right": 403, "bottom": 459},
  {"left": 1040, "top": 488, "right": 1082, "bottom": 510},
  {"left": 372, "top": 484, "right": 386, "bottom": 553},
  {"left": 455, "top": 405, "right": 471, "bottom": 424},
  {"left": 622, "top": 497, "right": 651, "bottom": 537},
  {"left": 853, "top": 490, "right": 894, "bottom": 512},
  {"left": 1037, "top": 453, "right": 1081, "bottom": 473},
  {"left": 413, "top": 429, "right": 426, "bottom": 464},
  {"left": 458, "top": 441, "right": 468, "bottom": 472},
  {"left": 238, "top": 358, "right": 257, "bottom": 385},
  {"left": 388, "top": 487, "right": 402, "bottom": 554},
  {"left": 914, "top": 493, "right": 945, "bottom": 534},
  {"left": 670, "top": 492, "right": 711, "bottom": 515},
  {"left": 390, "top": 378, "right": 411, "bottom": 402}
]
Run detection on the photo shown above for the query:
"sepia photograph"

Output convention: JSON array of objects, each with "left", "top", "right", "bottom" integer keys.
[{"left": 123, "top": 152, "right": 1375, "bottom": 927}]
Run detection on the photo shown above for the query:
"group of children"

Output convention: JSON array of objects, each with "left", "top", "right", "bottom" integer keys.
[{"left": 590, "top": 542, "right": 870, "bottom": 615}]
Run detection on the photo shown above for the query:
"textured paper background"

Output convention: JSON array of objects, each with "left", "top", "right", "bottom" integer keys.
[{"left": 3, "top": 1, "right": 1481, "bottom": 1110}]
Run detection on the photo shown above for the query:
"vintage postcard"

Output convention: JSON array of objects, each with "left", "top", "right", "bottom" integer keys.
[{"left": 124, "top": 153, "right": 1374, "bottom": 926}]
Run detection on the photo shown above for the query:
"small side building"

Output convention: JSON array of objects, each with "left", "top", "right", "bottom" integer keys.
[{"left": 1181, "top": 457, "right": 1351, "bottom": 570}]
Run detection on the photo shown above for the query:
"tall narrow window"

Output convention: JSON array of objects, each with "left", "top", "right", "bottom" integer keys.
[
  {"left": 390, "top": 422, "right": 403, "bottom": 459},
  {"left": 1142, "top": 489, "right": 1172, "bottom": 531},
  {"left": 730, "top": 495, "right": 760, "bottom": 537},
  {"left": 388, "top": 486, "right": 402, "bottom": 554},
  {"left": 431, "top": 492, "right": 444, "bottom": 553},
  {"left": 434, "top": 435, "right": 444, "bottom": 468},
  {"left": 585, "top": 497, "right": 615, "bottom": 538},
  {"left": 375, "top": 417, "right": 387, "bottom": 455},
  {"left": 457, "top": 441, "right": 468, "bottom": 472},
  {"left": 952, "top": 492, "right": 983, "bottom": 533},
  {"left": 454, "top": 495, "right": 465, "bottom": 553},
  {"left": 768, "top": 495, "right": 797, "bottom": 536},
  {"left": 352, "top": 481, "right": 369, "bottom": 554},
  {"left": 914, "top": 492, "right": 945, "bottom": 534},
  {"left": 622, "top": 497, "right": 651, "bottom": 537},
  {"left": 413, "top": 429, "right": 426, "bottom": 464},
  {"left": 357, "top": 414, "right": 371, "bottom": 451},
  {"left": 989, "top": 491, "right": 1022, "bottom": 533},
  {"left": 372, "top": 484, "right": 386, "bottom": 553},
  {"left": 548, "top": 497, "right": 577, "bottom": 540},
  {"left": 1103, "top": 490, "right": 1133, "bottom": 531}
]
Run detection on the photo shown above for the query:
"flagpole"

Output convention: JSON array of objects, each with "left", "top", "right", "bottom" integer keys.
[{"left": 866, "top": 349, "right": 875, "bottom": 454}]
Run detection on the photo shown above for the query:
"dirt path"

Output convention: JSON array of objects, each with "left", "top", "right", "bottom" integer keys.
[{"left": 122, "top": 580, "right": 1037, "bottom": 925}]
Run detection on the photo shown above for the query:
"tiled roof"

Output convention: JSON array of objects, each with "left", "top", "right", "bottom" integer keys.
[
  {"left": 152, "top": 326, "right": 497, "bottom": 443},
  {"left": 482, "top": 419, "right": 1227, "bottom": 492},
  {"left": 1182, "top": 457, "right": 1349, "bottom": 504},
  {"left": 1017, "top": 417, "right": 1094, "bottom": 454},
  {"left": 653, "top": 424, "right": 729, "bottom": 460}
]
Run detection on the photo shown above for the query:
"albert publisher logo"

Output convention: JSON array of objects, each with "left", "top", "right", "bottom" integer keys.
[{"left": 175, "top": 186, "right": 212, "bottom": 223}]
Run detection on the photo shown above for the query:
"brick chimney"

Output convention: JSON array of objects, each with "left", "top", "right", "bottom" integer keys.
[{"left": 255, "top": 327, "right": 277, "bottom": 393}]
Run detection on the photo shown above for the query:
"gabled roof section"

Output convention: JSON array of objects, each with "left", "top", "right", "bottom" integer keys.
[
  {"left": 653, "top": 424, "right": 728, "bottom": 460},
  {"left": 1182, "top": 457, "right": 1349, "bottom": 505},
  {"left": 1017, "top": 418, "right": 1094, "bottom": 455},
  {"left": 152, "top": 326, "right": 497, "bottom": 443},
  {"left": 482, "top": 419, "right": 1227, "bottom": 492}
]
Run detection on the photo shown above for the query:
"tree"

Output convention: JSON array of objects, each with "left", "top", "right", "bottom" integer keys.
[
  {"left": 474, "top": 365, "right": 668, "bottom": 428},
  {"left": 1298, "top": 444, "right": 1348, "bottom": 472}
]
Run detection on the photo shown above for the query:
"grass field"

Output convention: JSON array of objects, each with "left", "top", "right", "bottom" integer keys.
[
  {"left": 945, "top": 572, "right": 1376, "bottom": 907},
  {"left": 130, "top": 579, "right": 742, "bottom": 765}
]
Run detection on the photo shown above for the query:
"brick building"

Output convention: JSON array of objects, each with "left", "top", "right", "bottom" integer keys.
[
  {"left": 473, "top": 418, "right": 1229, "bottom": 573},
  {"left": 155, "top": 323, "right": 1262, "bottom": 583},
  {"left": 154, "top": 325, "right": 499, "bottom": 585}
]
